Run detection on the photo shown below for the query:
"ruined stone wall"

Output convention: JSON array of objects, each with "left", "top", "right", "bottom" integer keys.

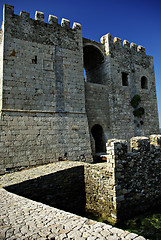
[
  {"left": 106, "top": 135, "right": 161, "bottom": 221},
  {"left": 0, "top": 4, "right": 92, "bottom": 173}
]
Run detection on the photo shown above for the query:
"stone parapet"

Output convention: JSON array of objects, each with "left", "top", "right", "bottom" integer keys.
[
  {"left": 106, "top": 135, "right": 161, "bottom": 220},
  {"left": 3, "top": 4, "right": 82, "bottom": 33},
  {"left": 101, "top": 32, "right": 146, "bottom": 55}
]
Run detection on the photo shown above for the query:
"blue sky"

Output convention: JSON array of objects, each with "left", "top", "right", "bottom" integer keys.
[{"left": 0, "top": 0, "right": 161, "bottom": 127}]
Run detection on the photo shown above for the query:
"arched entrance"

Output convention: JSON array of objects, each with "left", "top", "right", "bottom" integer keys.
[
  {"left": 83, "top": 44, "right": 105, "bottom": 84},
  {"left": 91, "top": 124, "right": 106, "bottom": 154}
]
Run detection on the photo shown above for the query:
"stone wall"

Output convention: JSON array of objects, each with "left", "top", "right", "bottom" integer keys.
[
  {"left": 85, "top": 163, "right": 116, "bottom": 223},
  {"left": 106, "top": 134, "right": 161, "bottom": 221},
  {"left": 2, "top": 5, "right": 84, "bottom": 113},
  {"left": 0, "top": 112, "right": 92, "bottom": 173},
  {"left": 0, "top": 25, "right": 3, "bottom": 110},
  {"left": 5, "top": 165, "right": 85, "bottom": 215},
  {"left": 84, "top": 33, "right": 159, "bottom": 156},
  {"left": 0, "top": 4, "right": 92, "bottom": 173},
  {"left": 101, "top": 34, "right": 159, "bottom": 140},
  {"left": 85, "top": 83, "right": 111, "bottom": 154},
  {"left": 0, "top": 4, "right": 159, "bottom": 173}
]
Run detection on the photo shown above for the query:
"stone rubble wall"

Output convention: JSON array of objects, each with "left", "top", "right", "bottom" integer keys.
[
  {"left": 106, "top": 134, "right": 161, "bottom": 220},
  {"left": 0, "top": 161, "right": 117, "bottom": 224},
  {"left": 85, "top": 163, "right": 117, "bottom": 224}
]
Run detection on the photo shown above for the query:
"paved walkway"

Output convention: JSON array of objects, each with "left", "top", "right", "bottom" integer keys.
[{"left": 0, "top": 162, "right": 146, "bottom": 240}]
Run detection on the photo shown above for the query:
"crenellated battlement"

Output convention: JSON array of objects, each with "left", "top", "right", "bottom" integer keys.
[
  {"left": 101, "top": 33, "right": 146, "bottom": 55},
  {"left": 106, "top": 135, "right": 161, "bottom": 156},
  {"left": 3, "top": 4, "right": 82, "bottom": 32},
  {"left": 105, "top": 135, "right": 161, "bottom": 219}
]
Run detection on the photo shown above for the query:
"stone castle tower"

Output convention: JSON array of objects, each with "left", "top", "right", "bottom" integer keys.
[{"left": 0, "top": 4, "right": 159, "bottom": 172}]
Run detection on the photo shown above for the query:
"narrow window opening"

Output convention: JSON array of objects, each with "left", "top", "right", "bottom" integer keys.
[
  {"left": 32, "top": 56, "right": 37, "bottom": 64},
  {"left": 141, "top": 76, "right": 148, "bottom": 89},
  {"left": 122, "top": 72, "right": 128, "bottom": 86}
]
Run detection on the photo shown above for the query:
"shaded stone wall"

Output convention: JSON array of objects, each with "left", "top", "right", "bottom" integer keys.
[
  {"left": 85, "top": 83, "right": 111, "bottom": 154},
  {"left": 106, "top": 134, "right": 161, "bottom": 221},
  {"left": 5, "top": 166, "right": 86, "bottom": 215}
]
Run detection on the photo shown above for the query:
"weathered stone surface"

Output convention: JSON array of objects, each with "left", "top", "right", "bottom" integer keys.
[
  {"left": 106, "top": 135, "right": 161, "bottom": 220},
  {"left": 0, "top": 4, "right": 159, "bottom": 172},
  {"left": 0, "top": 186, "right": 146, "bottom": 240}
]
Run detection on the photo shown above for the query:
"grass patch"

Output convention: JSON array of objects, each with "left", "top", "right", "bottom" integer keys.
[{"left": 117, "top": 211, "right": 161, "bottom": 240}]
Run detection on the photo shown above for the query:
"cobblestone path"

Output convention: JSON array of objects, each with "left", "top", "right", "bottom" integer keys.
[{"left": 0, "top": 162, "right": 146, "bottom": 240}]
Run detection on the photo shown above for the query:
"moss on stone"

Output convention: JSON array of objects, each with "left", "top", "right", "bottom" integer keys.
[
  {"left": 130, "top": 95, "right": 141, "bottom": 108},
  {"left": 133, "top": 107, "right": 145, "bottom": 118}
]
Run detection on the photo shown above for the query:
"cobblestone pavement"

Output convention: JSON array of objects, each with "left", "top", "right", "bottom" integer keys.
[
  {"left": 0, "top": 162, "right": 146, "bottom": 240},
  {"left": 0, "top": 162, "right": 85, "bottom": 187}
]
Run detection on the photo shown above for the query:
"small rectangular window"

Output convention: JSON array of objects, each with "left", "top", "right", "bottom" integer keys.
[
  {"left": 122, "top": 72, "right": 128, "bottom": 86},
  {"left": 32, "top": 56, "right": 37, "bottom": 64}
]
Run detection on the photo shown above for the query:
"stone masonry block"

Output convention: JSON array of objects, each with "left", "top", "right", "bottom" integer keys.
[
  {"left": 130, "top": 136, "right": 150, "bottom": 152},
  {"left": 20, "top": 11, "right": 30, "bottom": 18},
  {"left": 4, "top": 4, "right": 14, "bottom": 15},
  {"left": 150, "top": 134, "right": 161, "bottom": 149},
  {"left": 48, "top": 15, "right": 58, "bottom": 24},
  {"left": 61, "top": 18, "right": 70, "bottom": 28},
  {"left": 106, "top": 139, "right": 128, "bottom": 156},
  {"left": 114, "top": 37, "right": 123, "bottom": 47},
  {"left": 130, "top": 42, "right": 137, "bottom": 51},
  {"left": 137, "top": 45, "right": 146, "bottom": 54},
  {"left": 123, "top": 40, "right": 130, "bottom": 48},
  {"left": 35, "top": 11, "right": 44, "bottom": 21},
  {"left": 72, "top": 22, "right": 82, "bottom": 31}
]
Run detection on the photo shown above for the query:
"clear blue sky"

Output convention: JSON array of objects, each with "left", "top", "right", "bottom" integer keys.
[{"left": 0, "top": 0, "right": 161, "bottom": 127}]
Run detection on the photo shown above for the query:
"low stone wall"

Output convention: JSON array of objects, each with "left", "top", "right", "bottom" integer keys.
[
  {"left": 106, "top": 134, "right": 161, "bottom": 220},
  {"left": 85, "top": 163, "right": 116, "bottom": 223},
  {"left": 0, "top": 161, "right": 116, "bottom": 223},
  {"left": 0, "top": 161, "right": 146, "bottom": 239},
  {"left": 5, "top": 165, "right": 85, "bottom": 215}
]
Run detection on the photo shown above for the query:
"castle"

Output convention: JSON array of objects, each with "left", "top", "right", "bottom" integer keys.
[{"left": 0, "top": 4, "right": 159, "bottom": 173}]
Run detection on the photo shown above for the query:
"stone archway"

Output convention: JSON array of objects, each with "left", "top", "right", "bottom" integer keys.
[{"left": 83, "top": 44, "right": 105, "bottom": 84}]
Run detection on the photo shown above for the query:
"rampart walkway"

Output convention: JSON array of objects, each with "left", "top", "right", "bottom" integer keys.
[{"left": 0, "top": 162, "right": 146, "bottom": 240}]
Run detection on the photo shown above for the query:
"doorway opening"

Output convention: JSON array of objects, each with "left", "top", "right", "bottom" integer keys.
[{"left": 91, "top": 124, "right": 106, "bottom": 154}]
